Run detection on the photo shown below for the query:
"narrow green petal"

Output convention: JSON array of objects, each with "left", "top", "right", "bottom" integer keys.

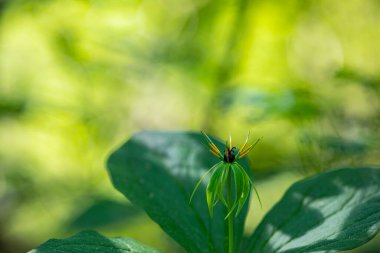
[
  {"left": 252, "top": 183, "right": 262, "bottom": 208},
  {"left": 189, "top": 161, "right": 223, "bottom": 204},
  {"left": 235, "top": 162, "right": 262, "bottom": 208},
  {"left": 206, "top": 163, "right": 226, "bottom": 217},
  {"left": 224, "top": 164, "right": 241, "bottom": 218},
  {"left": 229, "top": 164, "right": 249, "bottom": 218},
  {"left": 217, "top": 166, "right": 228, "bottom": 207},
  {"left": 234, "top": 162, "right": 253, "bottom": 184},
  {"left": 236, "top": 170, "right": 251, "bottom": 216}
]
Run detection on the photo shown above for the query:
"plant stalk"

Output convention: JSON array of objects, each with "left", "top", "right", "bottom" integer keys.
[{"left": 227, "top": 165, "right": 234, "bottom": 253}]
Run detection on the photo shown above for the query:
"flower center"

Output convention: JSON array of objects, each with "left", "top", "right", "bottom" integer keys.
[{"left": 224, "top": 147, "right": 236, "bottom": 163}]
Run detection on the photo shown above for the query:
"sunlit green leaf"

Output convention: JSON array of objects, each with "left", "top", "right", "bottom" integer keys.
[
  {"left": 29, "top": 230, "right": 160, "bottom": 253},
  {"left": 245, "top": 167, "right": 380, "bottom": 253}
]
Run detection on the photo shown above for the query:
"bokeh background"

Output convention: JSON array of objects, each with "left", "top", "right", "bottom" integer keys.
[{"left": 0, "top": 0, "right": 379, "bottom": 252}]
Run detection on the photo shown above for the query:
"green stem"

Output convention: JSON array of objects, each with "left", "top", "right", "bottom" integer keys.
[{"left": 227, "top": 165, "right": 234, "bottom": 253}]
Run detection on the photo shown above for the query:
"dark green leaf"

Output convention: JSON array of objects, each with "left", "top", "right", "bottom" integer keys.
[
  {"left": 29, "top": 230, "right": 160, "bottom": 253},
  {"left": 0, "top": 98, "right": 27, "bottom": 117},
  {"left": 107, "top": 131, "right": 251, "bottom": 253},
  {"left": 245, "top": 167, "right": 380, "bottom": 253}
]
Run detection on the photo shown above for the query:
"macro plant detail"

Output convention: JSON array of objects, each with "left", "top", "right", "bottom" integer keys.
[
  {"left": 190, "top": 131, "right": 262, "bottom": 218},
  {"left": 30, "top": 132, "right": 380, "bottom": 253},
  {"left": 3, "top": 0, "right": 380, "bottom": 252},
  {"left": 190, "top": 131, "right": 262, "bottom": 253}
]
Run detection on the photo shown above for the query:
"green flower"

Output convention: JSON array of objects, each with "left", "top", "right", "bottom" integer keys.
[{"left": 190, "top": 131, "right": 262, "bottom": 218}]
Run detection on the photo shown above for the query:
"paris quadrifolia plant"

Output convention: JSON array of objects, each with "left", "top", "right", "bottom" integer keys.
[
  {"left": 31, "top": 131, "right": 380, "bottom": 253},
  {"left": 190, "top": 131, "right": 262, "bottom": 253}
]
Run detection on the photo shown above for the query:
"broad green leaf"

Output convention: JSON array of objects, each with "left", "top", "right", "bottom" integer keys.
[
  {"left": 245, "top": 167, "right": 380, "bottom": 253},
  {"left": 29, "top": 230, "right": 160, "bottom": 253},
  {"left": 107, "top": 131, "right": 252, "bottom": 253}
]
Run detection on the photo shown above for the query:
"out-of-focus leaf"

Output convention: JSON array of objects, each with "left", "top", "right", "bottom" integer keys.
[
  {"left": 107, "top": 131, "right": 252, "bottom": 253},
  {"left": 321, "top": 136, "right": 367, "bottom": 155},
  {"left": 336, "top": 68, "right": 380, "bottom": 91},
  {"left": 28, "top": 230, "right": 160, "bottom": 253},
  {"left": 245, "top": 167, "right": 380, "bottom": 253},
  {"left": 0, "top": 98, "right": 26, "bottom": 117},
  {"left": 219, "top": 87, "right": 320, "bottom": 122},
  {"left": 67, "top": 198, "right": 143, "bottom": 230}
]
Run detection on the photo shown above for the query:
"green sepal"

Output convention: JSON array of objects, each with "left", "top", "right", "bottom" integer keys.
[
  {"left": 189, "top": 161, "right": 223, "bottom": 204},
  {"left": 236, "top": 137, "right": 262, "bottom": 159},
  {"left": 206, "top": 163, "right": 226, "bottom": 217},
  {"left": 224, "top": 163, "right": 251, "bottom": 219},
  {"left": 236, "top": 166, "right": 251, "bottom": 216},
  {"left": 217, "top": 164, "right": 229, "bottom": 207},
  {"left": 235, "top": 162, "right": 262, "bottom": 208}
]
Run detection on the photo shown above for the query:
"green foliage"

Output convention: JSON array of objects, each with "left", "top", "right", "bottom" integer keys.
[
  {"left": 29, "top": 132, "right": 380, "bottom": 253},
  {"left": 28, "top": 230, "right": 161, "bottom": 253},
  {"left": 1, "top": 0, "right": 380, "bottom": 251},
  {"left": 246, "top": 167, "right": 380, "bottom": 253}
]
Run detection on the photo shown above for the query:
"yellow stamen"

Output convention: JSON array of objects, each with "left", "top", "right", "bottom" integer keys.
[
  {"left": 209, "top": 149, "right": 221, "bottom": 158},
  {"left": 239, "top": 138, "right": 261, "bottom": 158},
  {"left": 238, "top": 150, "right": 250, "bottom": 158},
  {"left": 210, "top": 143, "right": 222, "bottom": 156},
  {"left": 243, "top": 143, "right": 254, "bottom": 154},
  {"left": 238, "top": 131, "right": 251, "bottom": 155}
]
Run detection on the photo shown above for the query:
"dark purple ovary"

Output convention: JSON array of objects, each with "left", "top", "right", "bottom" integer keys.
[{"left": 224, "top": 148, "right": 236, "bottom": 163}]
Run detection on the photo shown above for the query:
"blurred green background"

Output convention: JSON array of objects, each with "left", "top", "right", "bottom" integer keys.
[{"left": 0, "top": 0, "right": 379, "bottom": 252}]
